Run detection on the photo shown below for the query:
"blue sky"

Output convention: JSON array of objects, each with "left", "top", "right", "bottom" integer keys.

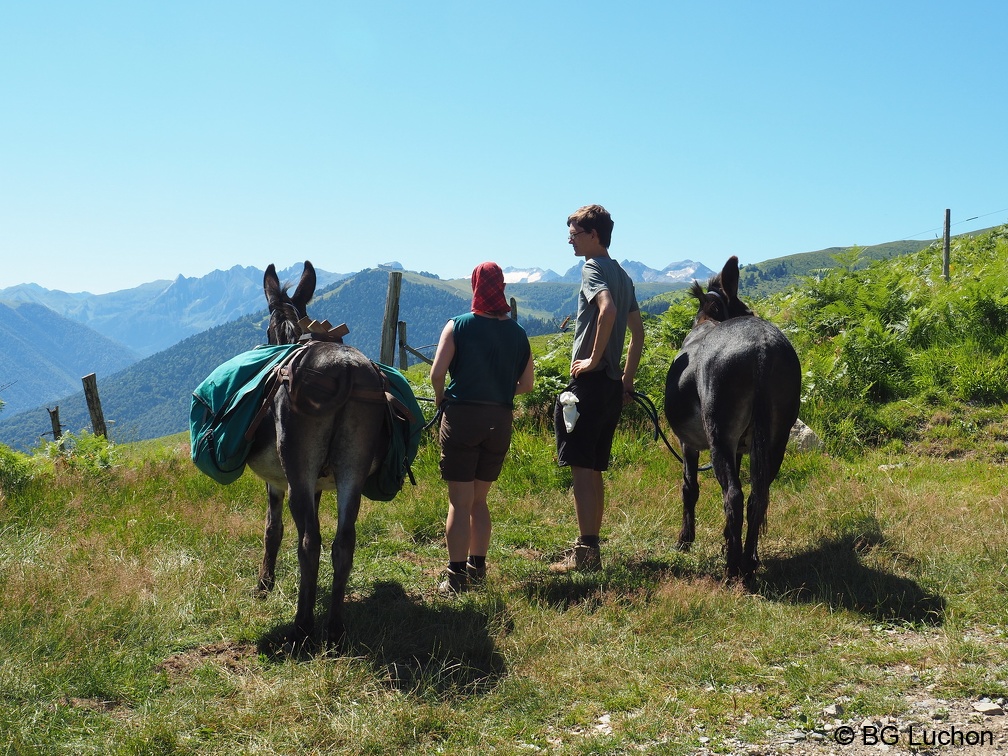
[{"left": 2, "top": 1, "right": 1005, "bottom": 294}]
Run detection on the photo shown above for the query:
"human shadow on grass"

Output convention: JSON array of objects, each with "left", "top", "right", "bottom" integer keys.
[
  {"left": 519, "top": 554, "right": 698, "bottom": 612},
  {"left": 755, "top": 516, "right": 947, "bottom": 626},
  {"left": 258, "top": 580, "right": 508, "bottom": 696}
]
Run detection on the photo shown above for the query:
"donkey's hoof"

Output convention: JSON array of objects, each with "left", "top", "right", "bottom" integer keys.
[
  {"left": 741, "top": 557, "right": 760, "bottom": 580},
  {"left": 675, "top": 539, "right": 694, "bottom": 553},
  {"left": 724, "top": 561, "right": 744, "bottom": 582},
  {"left": 282, "top": 631, "right": 318, "bottom": 658},
  {"left": 323, "top": 618, "right": 349, "bottom": 651},
  {"left": 287, "top": 616, "right": 316, "bottom": 643},
  {"left": 256, "top": 573, "right": 275, "bottom": 596}
]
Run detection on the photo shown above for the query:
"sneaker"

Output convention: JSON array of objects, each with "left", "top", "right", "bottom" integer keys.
[
  {"left": 549, "top": 540, "right": 602, "bottom": 574},
  {"left": 466, "top": 562, "right": 487, "bottom": 586},
  {"left": 438, "top": 567, "right": 469, "bottom": 595}
]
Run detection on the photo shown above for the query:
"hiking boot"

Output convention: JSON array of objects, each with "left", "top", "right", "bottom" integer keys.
[
  {"left": 466, "top": 561, "right": 487, "bottom": 586},
  {"left": 438, "top": 567, "right": 469, "bottom": 595},
  {"left": 549, "top": 540, "right": 602, "bottom": 574}
]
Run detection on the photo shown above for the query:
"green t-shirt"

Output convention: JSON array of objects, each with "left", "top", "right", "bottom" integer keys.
[{"left": 445, "top": 313, "right": 531, "bottom": 407}]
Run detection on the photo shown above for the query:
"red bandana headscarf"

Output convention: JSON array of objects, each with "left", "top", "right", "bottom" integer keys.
[{"left": 471, "top": 261, "right": 510, "bottom": 315}]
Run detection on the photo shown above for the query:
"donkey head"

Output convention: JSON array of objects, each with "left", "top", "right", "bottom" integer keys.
[
  {"left": 264, "top": 261, "right": 317, "bottom": 345},
  {"left": 690, "top": 255, "right": 753, "bottom": 326}
]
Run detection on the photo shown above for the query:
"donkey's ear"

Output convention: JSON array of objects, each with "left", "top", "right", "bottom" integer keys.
[
  {"left": 720, "top": 256, "right": 740, "bottom": 300},
  {"left": 263, "top": 263, "right": 280, "bottom": 304},
  {"left": 291, "top": 260, "right": 316, "bottom": 312}
]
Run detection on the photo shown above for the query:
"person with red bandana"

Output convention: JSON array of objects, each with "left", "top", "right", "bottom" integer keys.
[{"left": 430, "top": 262, "right": 535, "bottom": 594}]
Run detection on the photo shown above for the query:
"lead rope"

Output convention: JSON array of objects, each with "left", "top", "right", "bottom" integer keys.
[
  {"left": 629, "top": 391, "right": 712, "bottom": 472},
  {"left": 628, "top": 391, "right": 682, "bottom": 462},
  {"left": 416, "top": 397, "right": 442, "bottom": 433}
]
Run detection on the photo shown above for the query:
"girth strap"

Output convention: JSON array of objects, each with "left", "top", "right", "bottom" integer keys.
[
  {"left": 243, "top": 346, "right": 413, "bottom": 443},
  {"left": 243, "top": 345, "right": 308, "bottom": 442},
  {"left": 353, "top": 362, "right": 416, "bottom": 427}
]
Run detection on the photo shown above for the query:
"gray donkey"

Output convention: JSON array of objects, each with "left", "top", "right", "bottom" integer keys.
[
  {"left": 664, "top": 256, "right": 801, "bottom": 578},
  {"left": 246, "top": 261, "right": 389, "bottom": 647}
]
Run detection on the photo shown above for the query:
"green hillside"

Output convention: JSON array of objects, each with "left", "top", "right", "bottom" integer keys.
[
  {"left": 745, "top": 226, "right": 1007, "bottom": 458},
  {"left": 0, "top": 314, "right": 268, "bottom": 451},
  {"left": 0, "top": 301, "right": 139, "bottom": 416},
  {"left": 640, "top": 228, "right": 1002, "bottom": 315},
  {"left": 736, "top": 227, "right": 1002, "bottom": 299}
]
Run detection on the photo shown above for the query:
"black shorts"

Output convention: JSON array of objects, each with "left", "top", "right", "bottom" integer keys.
[
  {"left": 439, "top": 403, "right": 514, "bottom": 482},
  {"left": 554, "top": 371, "right": 624, "bottom": 471}
]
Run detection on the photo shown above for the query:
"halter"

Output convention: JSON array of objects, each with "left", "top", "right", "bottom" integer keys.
[{"left": 707, "top": 288, "right": 729, "bottom": 308}]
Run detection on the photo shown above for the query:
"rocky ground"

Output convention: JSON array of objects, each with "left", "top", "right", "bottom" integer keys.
[{"left": 715, "top": 696, "right": 1007, "bottom": 755}]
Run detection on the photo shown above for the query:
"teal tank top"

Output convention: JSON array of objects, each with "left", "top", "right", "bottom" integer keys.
[{"left": 445, "top": 313, "right": 531, "bottom": 407}]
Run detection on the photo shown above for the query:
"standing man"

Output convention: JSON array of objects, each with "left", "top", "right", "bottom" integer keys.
[{"left": 551, "top": 204, "right": 644, "bottom": 573}]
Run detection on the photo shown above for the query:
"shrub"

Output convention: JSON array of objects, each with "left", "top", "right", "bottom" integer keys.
[
  {"left": 838, "top": 316, "right": 911, "bottom": 403},
  {"left": 37, "top": 431, "right": 120, "bottom": 473},
  {"left": 0, "top": 444, "right": 34, "bottom": 497},
  {"left": 951, "top": 348, "right": 1008, "bottom": 403}
]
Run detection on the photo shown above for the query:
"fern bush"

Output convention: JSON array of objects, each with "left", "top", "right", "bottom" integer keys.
[
  {"left": 36, "top": 431, "right": 120, "bottom": 473},
  {"left": 516, "top": 332, "right": 572, "bottom": 431},
  {"left": 950, "top": 347, "right": 1008, "bottom": 403}
]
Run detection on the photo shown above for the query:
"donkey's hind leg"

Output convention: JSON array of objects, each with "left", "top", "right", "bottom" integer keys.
[
  {"left": 287, "top": 485, "right": 324, "bottom": 645},
  {"left": 326, "top": 486, "right": 363, "bottom": 647},
  {"left": 742, "top": 487, "right": 768, "bottom": 577},
  {"left": 257, "top": 483, "right": 285, "bottom": 595},
  {"left": 324, "top": 400, "right": 383, "bottom": 648},
  {"left": 710, "top": 444, "right": 746, "bottom": 578},
  {"left": 676, "top": 448, "right": 700, "bottom": 551},
  {"left": 742, "top": 425, "right": 789, "bottom": 577}
]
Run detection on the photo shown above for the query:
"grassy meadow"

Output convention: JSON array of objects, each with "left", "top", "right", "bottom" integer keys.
[
  {"left": 1, "top": 420, "right": 1007, "bottom": 754},
  {"left": 2, "top": 227, "right": 1008, "bottom": 753}
]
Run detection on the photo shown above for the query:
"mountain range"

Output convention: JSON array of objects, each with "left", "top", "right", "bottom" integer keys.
[
  {"left": 0, "top": 259, "right": 709, "bottom": 359},
  {"left": 501, "top": 259, "right": 716, "bottom": 284},
  {"left": 0, "top": 259, "right": 708, "bottom": 448},
  {"left": 0, "top": 263, "right": 352, "bottom": 357}
]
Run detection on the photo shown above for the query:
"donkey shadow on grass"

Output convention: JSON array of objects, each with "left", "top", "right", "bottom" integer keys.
[
  {"left": 755, "top": 519, "right": 947, "bottom": 626},
  {"left": 258, "top": 580, "right": 509, "bottom": 696},
  {"left": 525, "top": 521, "right": 945, "bottom": 627}
]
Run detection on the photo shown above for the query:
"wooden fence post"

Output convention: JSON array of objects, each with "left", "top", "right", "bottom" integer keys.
[
  {"left": 380, "top": 271, "right": 402, "bottom": 365},
  {"left": 943, "top": 208, "right": 951, "bottom": 281},
  {"left": 510, "top": 296, "right": 517, "bottom": 320},
  {"left": 397, "top": 321, "right": 408, "bottom": 371},
  {"left": 81, "top": 373, "right": 108, "bottom": 439},
  {"left": 47, "top": 406, "right": 62, "bottom": 444}
]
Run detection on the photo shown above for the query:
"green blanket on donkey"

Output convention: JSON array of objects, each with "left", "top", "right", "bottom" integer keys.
[{"left": 190, "top": 346, "right": 424, "bottom": 498}]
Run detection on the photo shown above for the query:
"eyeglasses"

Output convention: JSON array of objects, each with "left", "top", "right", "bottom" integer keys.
[{"left": 568, "top": 230, "right": 587, "bottom": 241}]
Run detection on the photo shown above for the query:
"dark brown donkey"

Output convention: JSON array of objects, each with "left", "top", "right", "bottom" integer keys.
[
  {"left": 246, "top": 261, "right": 389, "bottom": 646},
  {"left": 664, "top": 256, "right": 801, "bottom": 578}
]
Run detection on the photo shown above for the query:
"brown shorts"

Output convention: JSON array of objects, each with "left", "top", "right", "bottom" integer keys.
[{"left": 438, "top": 403, "right": 514, "bottom": 482}]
